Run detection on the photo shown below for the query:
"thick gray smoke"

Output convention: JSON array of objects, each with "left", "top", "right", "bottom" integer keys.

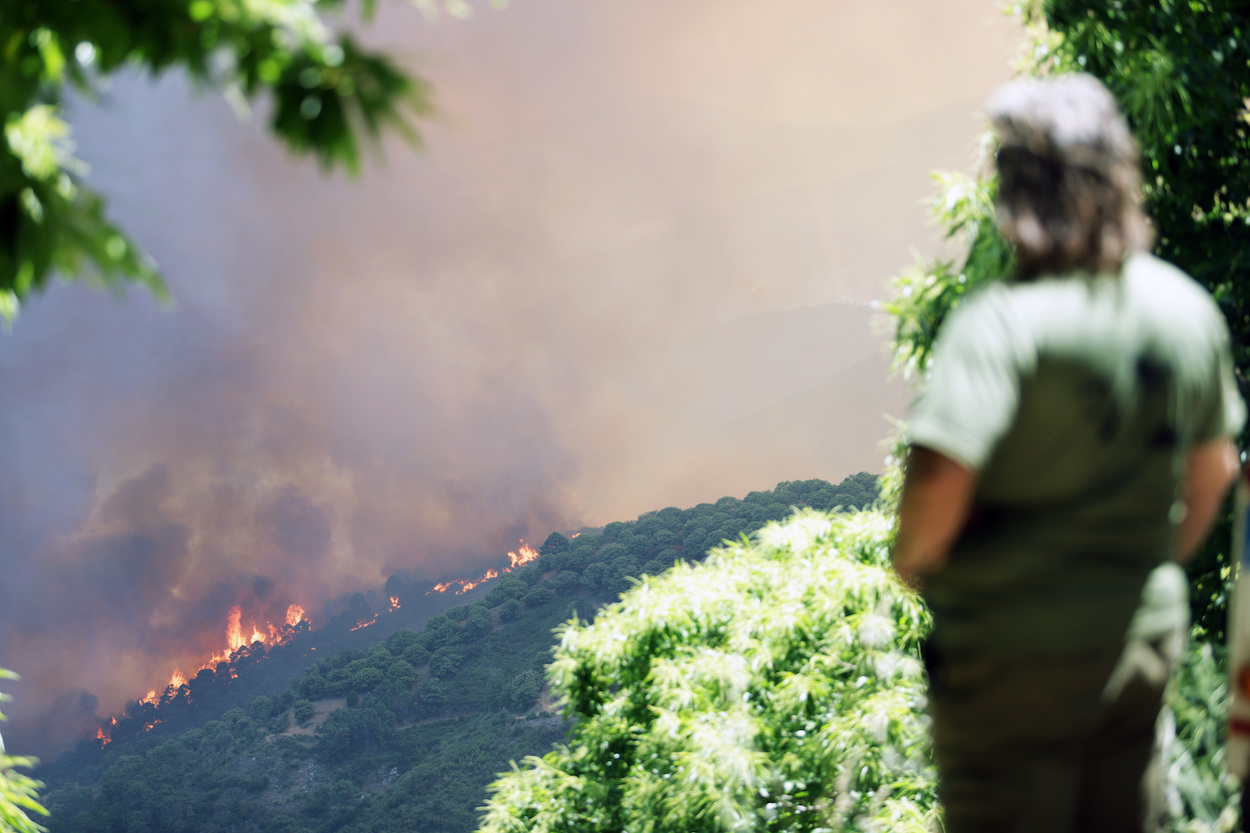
[{"left": 0, "top": 0, "right": 1016, "bottom": 756}]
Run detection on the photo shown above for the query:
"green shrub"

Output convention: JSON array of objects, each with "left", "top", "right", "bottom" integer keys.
[
  {"left": 523, "top": 586, "right": 556, "bottom": 607},
  {"left": 509, "top": 670, "right": 545, "bottom": 713},
  {"left": 554, "top": 570, "right": 580, "bottom": 596},
  {"left": 480, "top": 510, "right": 935, "bottom": 833},
  {"left": 292, "top": 699, "right": 315, "bottom": 726},
  {"left": 429, "top": 648, "right": 464, "bottom": 679},
  {"left": 352, "top": 666, "right": 385, "bottom": 692},
  {"left": 401, "top": 644, "right": 431, "bottom": 668}
]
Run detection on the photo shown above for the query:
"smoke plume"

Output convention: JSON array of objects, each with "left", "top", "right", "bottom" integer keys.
[{"left": 0, "top": 0, "right": 1016, "bottom": 755}]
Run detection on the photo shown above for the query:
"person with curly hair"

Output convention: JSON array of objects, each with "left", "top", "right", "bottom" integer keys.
[{"left": 892, "top": 73, "right": 1243, "bottom": 833}]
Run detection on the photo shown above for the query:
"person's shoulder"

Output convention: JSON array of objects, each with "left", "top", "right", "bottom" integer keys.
[
  {"left": 945, "top": 281, "right": 1015, "bottom": 326},
  {"left": 1123, "top": 253, "right": 1219, "bottom": 321},
  {"left": 936, "top": 281, "right": 1035, "bottom": 364}
]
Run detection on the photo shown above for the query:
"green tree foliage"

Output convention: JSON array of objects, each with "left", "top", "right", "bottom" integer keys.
[
  {"left": 540, "top": 532, "right": 569, "bottom": 555},
  {"left": 292, "top": 699, "right": 315, "bottom": 726},
  {"left": 522, "top": 585, "right": 555, "bottom": 607},
  {"left": 553, "top": 570, "right": 579, "bottom": 596},
  {"left": 507, "top": 671, "right": 543, "bottom": 714},
  {"left": 428, "top": 648, "right": 464, "bottom": 680},
  {"left": 464, "top": 606, "right": 494, "bottom": 640},
  {"left": 352, "top": 666, "right": 385, "bottom": 691},
  {"left": 0, "top": 0, "right": 495, "bottom": 319},
  {"left": 480, "top": 512, "right": 934, "bottom": 833},
  {"left": 401, "top": 643, "right": 432, "bottom": 668},
  {"left": 1, "top": 669, "right": 47, "bottom": 833}
]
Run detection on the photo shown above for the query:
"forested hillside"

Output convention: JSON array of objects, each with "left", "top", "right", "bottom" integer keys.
[{"left": 35, "top": 473, "right": 879, "bottom": 833}]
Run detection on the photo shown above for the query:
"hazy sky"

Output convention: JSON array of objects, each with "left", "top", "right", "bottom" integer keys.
[{"left": 0, "top": 0, "right": 1018, "bottom": 753}]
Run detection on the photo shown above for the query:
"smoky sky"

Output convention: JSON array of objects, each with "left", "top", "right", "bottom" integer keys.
[{"left": 0, "top": 0, "right": 1017, "bottom": 754}]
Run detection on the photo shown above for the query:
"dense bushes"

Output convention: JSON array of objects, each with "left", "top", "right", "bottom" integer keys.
[{"left": 480, "top": 510, "right": 935, "bottom": 833}]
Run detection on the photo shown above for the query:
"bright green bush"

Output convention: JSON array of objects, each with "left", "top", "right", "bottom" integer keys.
[
  {"left": 1, "top": 669, "right": 46, "bottom": 833},
  {"left": 479, "top": 510, "right": 935, "bottom": 833},
  {"left": 1163, "top": 642, "right": 1239, "bottom": 833}
]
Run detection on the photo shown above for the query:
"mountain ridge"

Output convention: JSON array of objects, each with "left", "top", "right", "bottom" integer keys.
[{"left": 37, "top": 473, "right": 880, "bottom": 833}]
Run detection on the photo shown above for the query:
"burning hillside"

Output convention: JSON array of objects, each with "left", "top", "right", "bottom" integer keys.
[
  {"left": 94, "top": 541, "right": 540, "bottom": 746},
  {"left": 96, "top": 604, "right": 311, "bottom": 746},
  {"left": 429, "top": 542, "right": 539, "bottom": 596}
]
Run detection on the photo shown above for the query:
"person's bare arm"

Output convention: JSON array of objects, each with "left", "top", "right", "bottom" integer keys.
[
  {"left": 1177, "top": 437, "right": 1240, "bottom": 563},
  {"left": 892, "top": 446, "right": 978, "bottom": 591}
]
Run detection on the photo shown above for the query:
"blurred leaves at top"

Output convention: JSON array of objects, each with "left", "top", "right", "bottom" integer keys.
[
  {"left": 0, "top": 0, "right": 497, "bottom": 321},
  {"left": 887, "top": 0, "right": 1250, "bottom": 639}
]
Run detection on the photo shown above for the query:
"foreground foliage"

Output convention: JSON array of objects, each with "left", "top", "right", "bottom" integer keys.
[
  {"left": 0, "top": 669, "right": 46, "bottom": 833},
  {"left": 1, "top": 0, "right": 496, "bottom": 319},
  {"left": 481, "top": 510, "right": 936, "bottom": 833}
]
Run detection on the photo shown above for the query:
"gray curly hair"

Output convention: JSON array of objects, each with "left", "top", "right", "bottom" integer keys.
[{"left": 987, "top": 73, "right": 1152, "bottom": 279}]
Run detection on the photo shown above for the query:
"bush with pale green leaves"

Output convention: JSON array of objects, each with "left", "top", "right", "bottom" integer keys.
[
  {"left": 0, "top": 669, "right": 47, "bottom": 833},
  {"left": 479, "top": 509, "right": 936, "bottom": 833}
]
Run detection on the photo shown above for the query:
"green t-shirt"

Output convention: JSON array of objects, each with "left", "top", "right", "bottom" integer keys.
[{"left": 909, "top": 254, "right": 1245, "bottom": 656}]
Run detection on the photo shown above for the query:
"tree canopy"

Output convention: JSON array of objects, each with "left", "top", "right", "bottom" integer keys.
[
  {"left": 1, "top": 0, "right": 493, "bottom": 320},
  {"left": 480, "top": 511, "right": 934, "bottom": 833}
]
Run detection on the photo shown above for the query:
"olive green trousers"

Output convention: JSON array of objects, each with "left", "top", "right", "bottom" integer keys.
[{"left": 926, "top": 632, "right": 1182, "bottom": 833}]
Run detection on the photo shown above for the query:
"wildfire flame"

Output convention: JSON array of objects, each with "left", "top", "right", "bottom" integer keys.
[
  {"left": 389, "top": 596, "right": 401, "bottom": 611},
  {"left": 351, "top": 615, "right": 378, "bottom": 631},
  {"left": 97, "top": 603, "right": 310, "bottom": 747},
  {"left": 426, "top": 541, "right": 542, "bottom": 598},
  {"left": 508, "top": 544, "right": 540, "bottom": 569}
]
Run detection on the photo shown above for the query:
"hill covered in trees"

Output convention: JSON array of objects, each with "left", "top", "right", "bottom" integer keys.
[{"left": 34, "top": 473, "right": 879, "bottom": 833}]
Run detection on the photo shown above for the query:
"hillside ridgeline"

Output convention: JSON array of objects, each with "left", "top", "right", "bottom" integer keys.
[{"left": 38, "top": 474, "right": 879, "bottom": 833}]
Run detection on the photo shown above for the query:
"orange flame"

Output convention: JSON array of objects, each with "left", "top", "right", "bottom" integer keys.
[
  {"left": 389, "top": 596, "right": 401, "bottom": 610},
  {"left": 351, "top": 615, "right": 378, "bottom": 632},
  {"left": 507, "top": 544, "right": 540, "bottom": 569},
  {"left": 225, "top": 605, "right": 244, "bottom": 652},
  {"left": 96, "top": 727, "right": 111, "bottom": 747},
  {"left": 144, "top": 605, "right": 308, "bottom": 707},
  {"left": 426, "top": 541, "right": 540, "bottom": 597}
]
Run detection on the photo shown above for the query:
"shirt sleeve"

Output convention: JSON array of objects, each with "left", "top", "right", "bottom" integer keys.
[
  {"left": 1188, "top": 304, "right": 1246, "bottom": 445},
  {"left": 907, "top": 290, "right": 1031, "bottom": 471}
]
